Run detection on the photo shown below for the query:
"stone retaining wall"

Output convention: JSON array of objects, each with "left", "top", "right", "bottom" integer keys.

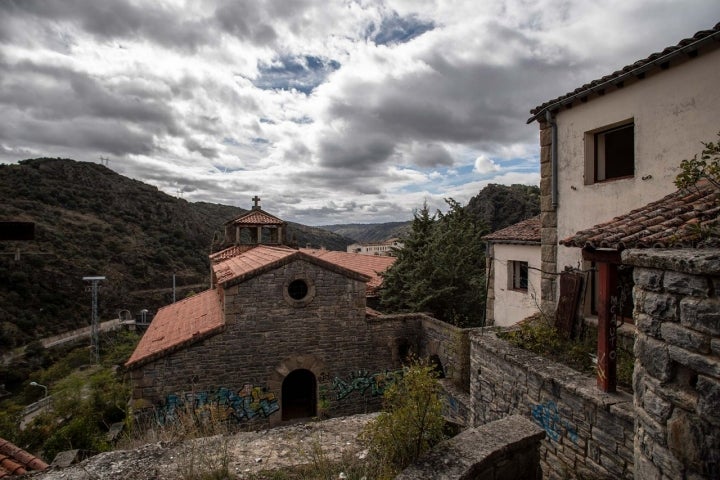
[
  {"left": 396, "top": 415, "right": 545, "bottom": 480},
  {"left": 470, "top": 330, "right": 634, "bottom": 479},
  {"left": 624, "top": 249, "right": 720, "bottom": 479}
]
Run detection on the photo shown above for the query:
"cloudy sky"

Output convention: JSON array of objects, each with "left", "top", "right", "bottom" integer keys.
[{"left": 1, "top": 1, "right": 718, "bottom": 225}]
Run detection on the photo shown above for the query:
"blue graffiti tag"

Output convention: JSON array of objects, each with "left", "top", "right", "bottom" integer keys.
[
  {"left": 155, "top": 384, "right": 279, "bottom": 425},
  {"left": 531, "top": 400, "right": 578, "bottom": 444},
  {"left": 331, "top": 370, "right": 403, "bottom": 400}
]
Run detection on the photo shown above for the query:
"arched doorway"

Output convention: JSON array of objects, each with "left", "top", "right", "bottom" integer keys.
[{"left": 282, "top": 369, "right": 317, "bottom": 421}]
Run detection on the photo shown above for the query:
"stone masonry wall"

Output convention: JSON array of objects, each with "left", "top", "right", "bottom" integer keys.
[
  {"left": 471, "top": 331, "right": 634, "bottom": 479},
  {"left": 539, "top": 119, "right": 558, "bottom": 310},
  {"left": 623, "top": 249, "right": 720, "bottom": 479},
  {"left": 130, "top": 259, "right": 407, "bottom": 424}
]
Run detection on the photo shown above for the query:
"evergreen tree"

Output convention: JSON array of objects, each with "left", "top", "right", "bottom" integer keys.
[{"left": 380, "top": 199, "right": 488, "bottom": 327}]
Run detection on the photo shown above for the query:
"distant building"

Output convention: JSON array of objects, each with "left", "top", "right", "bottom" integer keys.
[{"left": 346, "top": 239, "right": 403, "bottom": 256}]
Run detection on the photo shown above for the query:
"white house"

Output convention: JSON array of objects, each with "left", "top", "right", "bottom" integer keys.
[
  {"left": 346, "top": 239, "right": 403, "bottom": 256},
  {"left": 483, "top": 216, "right": 541, "bottom": 327},
  {"left": 527, "top": 22, "right": 720, "bottom": 315}
]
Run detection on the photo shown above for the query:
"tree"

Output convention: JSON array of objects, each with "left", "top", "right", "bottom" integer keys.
[
  {"left": 362, "top": 360, "right": 445, "bottom": 478},
  {"left": 675, "top": 131, "right": 720, "bottom": 190},
  {"left": 380, "top": 199, "right": 488, "bottom": 327},
  {"left": 379, "top": 202, "right": 436, "bottom": 314}
]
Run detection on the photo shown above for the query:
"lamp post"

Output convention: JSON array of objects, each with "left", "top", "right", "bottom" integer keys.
[{"left": 29, "top": 381, "right": 48, "bottom": 398}]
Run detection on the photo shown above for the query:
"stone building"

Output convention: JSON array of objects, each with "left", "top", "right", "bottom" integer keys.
[{"left": 125, "top": 200, "right": 400, "bottom": 425}]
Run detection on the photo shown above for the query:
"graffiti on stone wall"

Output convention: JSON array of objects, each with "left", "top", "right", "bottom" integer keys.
[
  {"left": 156, "top": 384, "right": 279, "bottom": 424},
  {"left": 531, "top": 400, "right": 578, "bottom": 444},
  {"left": 331, "top": 370, "right": 403, "bottom": 400}
]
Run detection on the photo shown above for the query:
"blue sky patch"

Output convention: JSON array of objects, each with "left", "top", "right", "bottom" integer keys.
[
  {"left": 254, "top": 55, "right": 341, "bottom": 94},
  {"left": 369, "top": 12, "right": 435, "bottom": 46}
]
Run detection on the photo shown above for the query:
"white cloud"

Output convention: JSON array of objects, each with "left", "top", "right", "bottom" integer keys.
[
  {"left": 474, "top": 155, "right": 500, "bottom": 174},
  {"left": 0, "top": 0, "right": 718, "bottom": 224}
]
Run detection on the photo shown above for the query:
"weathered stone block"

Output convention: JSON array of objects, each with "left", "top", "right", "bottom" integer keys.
[
  {"left": 541, "top": 227, "right": 557, "bottom": 244},
  {"left": 667, "top": 409, "right": 704, "bottom": 474},
  {"left": 635, "top": 312, "right": 663, "bottom": 338},
  {"left": 540, "top": 145, "right": 551, "bottom": 164},
  {"left": 660, "top": 322, "right": 710, "bottom": 354},
  {"left": 640, "top": 291, "right": 679, "bottom": 322},
  {"left": 668, "top": 345, "right": 720, "bottom": 378},
  {"left": 540, "top": 126, "right": 552, "bottom": 146},
  {"left": 680, "top": 297, "right": 720, "bottom": 336},
  {"left": 541, "top": 244, "right": 557, "bottom": 263},
  {"left": 696, "top": 375, "right": 720, "bottom": 427},
  {"left": 634, "top": 450, "right": 661, "bottom": 480},
  {"left": 635, "top": 334, "right": 673, "bottom": 382},
  {"left": 663, "top": 271, "right": 709, "bottom": 297},
  {"left": 634, "top": 267, "right": 664, "bottom": 291},
  {"left": 642, "top": 387, "right": 673, "bottom": 423}
]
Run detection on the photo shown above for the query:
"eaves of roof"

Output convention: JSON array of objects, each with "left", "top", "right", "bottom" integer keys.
[
  {"left": 560, "top": 182, "right": 720, "bottom": 251},
  {"left": 125, "top": 289, "right": 225, "bottom": 369},
  {"left": 483, "top": 215, "right": 541, "bottom": 244},
  {"left": 528, "top": 22, "right": 720, "bottom": 124}
]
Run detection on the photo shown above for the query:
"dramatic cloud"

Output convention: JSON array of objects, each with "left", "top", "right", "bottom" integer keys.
[{"left": 1, "top": 0, "right": 718, "bottom": 224}]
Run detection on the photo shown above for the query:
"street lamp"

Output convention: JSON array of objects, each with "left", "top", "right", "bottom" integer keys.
[{"left": 29, "top": 381, "right": 48, "bottom": 398}]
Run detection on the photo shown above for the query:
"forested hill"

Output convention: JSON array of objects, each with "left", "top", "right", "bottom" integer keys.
[
  {"left": 0, "top": 158, "right": 352, "bottom": 345},
  {"left": 466, "top": 183, "right": 540, "bottom": 232},
  {"left": 323, "top": 184, "right": 540, "bottom": 243},
  {"left": 321, "top": 222, "right": 412, "bottom": 244}
]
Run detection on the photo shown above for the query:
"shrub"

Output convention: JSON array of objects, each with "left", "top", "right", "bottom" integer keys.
[{"left": 361, "top": 360, "right": 445, "bottom": 478}]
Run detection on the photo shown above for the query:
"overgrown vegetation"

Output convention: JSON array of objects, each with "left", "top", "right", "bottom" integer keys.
[
  {"left": 675, "top": 131, "right": 720, "bottom": 190},
  {"left": 361, "top": 360, "right": 445, "bottom": 479},
  {"left": 0, "top": 330, "right": 139, "bottom": 461},
  {"left": 501, "top": 314, "right": 633, "bottom": 390},
  {"left": 380, "top": 199, "right": 488, "bottom": 326}
]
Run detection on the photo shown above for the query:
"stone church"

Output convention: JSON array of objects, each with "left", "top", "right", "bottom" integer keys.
[{"left": 125, "top": 199, "right": 412, "bottom": 425}]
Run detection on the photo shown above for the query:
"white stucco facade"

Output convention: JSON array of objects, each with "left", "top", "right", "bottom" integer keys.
[
  {"left": 490, "top": 243, "right": 541, "bottom": 327},
  {"left": 553, "top": 46, "right": 720, "bottom": 275}
]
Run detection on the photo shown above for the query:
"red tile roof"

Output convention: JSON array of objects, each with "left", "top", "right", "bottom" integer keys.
[
  {"left": 212, "top": 245, "right": 300, "bottom": 285},
  {"left": 483, "top": 216, "right": 540, "bottom": 244},
  {"left": 0, "top": 437, "right": 48, "bottom": 478},
  {"left": 300, "top": 248, "right": 395, "bottom": 295},
  {"left": 560, "top": 182, "right": 720, "bottom": 251},
  {"left": 128, "top": 246, "right": 395, "bottom": 367},
  {"left": 529, "top": 23, "right": 720, "bottom": 123},
  {"left": 125, "top": 289, "right": 224, "bottom": 368},
  {"left": 226, "top": 209, "right": 285, "bottom": 226}
]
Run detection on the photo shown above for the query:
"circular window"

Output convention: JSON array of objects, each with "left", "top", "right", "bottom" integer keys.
[
  {"left": 283, "top": 275, "right": 316, "bottom": 307},
  {"left": 287, "top": 279, "right": 309, "bottom": 300}
]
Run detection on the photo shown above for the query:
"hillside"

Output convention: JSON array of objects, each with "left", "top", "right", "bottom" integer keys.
[
  {"left": 321, "top": 221, "right": 411, "bottom": 243},
  {"left": 466, "top": 183, "right": 540, "bottom": 231},
  {"left": 0, "top": 158, "right": 352, "bottom": 346},
  {"left": 323, "top": 184, "right": 540, "bottom": 243}
]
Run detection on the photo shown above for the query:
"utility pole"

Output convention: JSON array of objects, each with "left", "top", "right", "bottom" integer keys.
[{"left": 83, "top": 276, "right": 105, "bottom": 363}]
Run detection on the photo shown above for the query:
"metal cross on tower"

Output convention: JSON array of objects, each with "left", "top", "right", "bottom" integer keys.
[
  {"left": 252, "top": 195, "right": 261, "bottom": 209},
  {"left": 83, "top": 276, "right": 105, "bottom": 363}
]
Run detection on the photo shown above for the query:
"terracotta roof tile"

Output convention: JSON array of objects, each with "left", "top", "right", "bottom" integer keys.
[
  {"left": 529, "top": 23, "right": 720, "bottom": 122},
  {"left": 482, "top": 216, "right": 541, "bottom": 244},
  {"left": 125, "top": 289, "right": 224, "bottom": 368},
  {"left": 226, "top": 209, "right": 285, "bottom": 226},
  {"left": 560, "top": 182, "right": 720, "bottom": 250},
  {"left": 300, "top": 248, "right": 395, "bottom": 295},
  {"left": 0, "top": 437, "right": 48, "bottom": 478},
  {"left": 212, "top": 245, "right": 299, "bottom": 285}
]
